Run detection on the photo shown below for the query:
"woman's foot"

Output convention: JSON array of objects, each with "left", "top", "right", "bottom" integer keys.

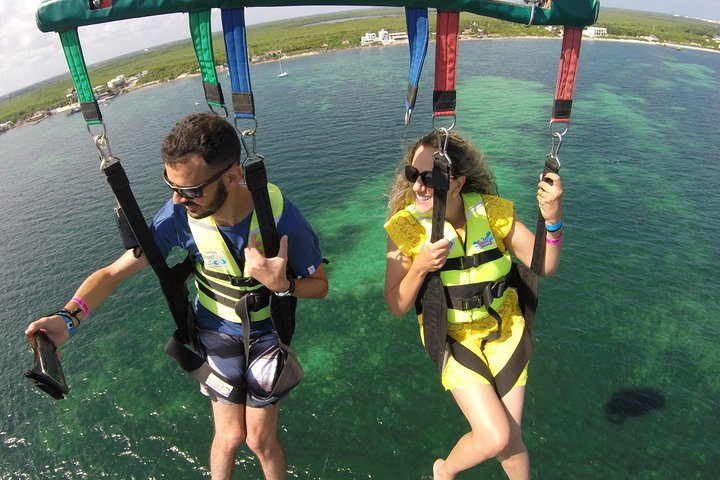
[{"left": 433, "top": 458, "right": 452, "bottom": 480}]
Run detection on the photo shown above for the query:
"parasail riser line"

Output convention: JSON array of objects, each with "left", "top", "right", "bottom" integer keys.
[
  {"left": 221, "top": 7, "right": 256, "bottom": 120},
  {"left": 59, "top": 30, "right": 102, "bottom": 125},
  {"left": 189, "top": 10, "right": 226, "bottom": 111},
  {"left": 404, "top": 7, "right": 429, "bottom": 126},
  {"left": 551, "top": 27, "right": 583, "bottom": 124},
  {"left": 432, "top": 10, "right": 459, "bottom": 120}
]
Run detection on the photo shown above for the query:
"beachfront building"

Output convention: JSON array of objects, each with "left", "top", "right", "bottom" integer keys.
[
  {"left": 107, "top": 74, "right": 126, "bottom": 93},
  {"left": 583, "top": 26, "right": 607, "bottom": 37},
  {"left": 360, "top": 32, "right": 377, "bottom": 45},
  {"left": 361, "top": 29, "right": 408, "bottom": 46}
]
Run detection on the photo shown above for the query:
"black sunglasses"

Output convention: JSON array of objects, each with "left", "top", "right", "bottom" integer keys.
[
  {"left": 404, "top": 165, "right": 434, "bottom": 187},
  {"left": 163, "top": 161, "right": 236, "bottom": 199}
]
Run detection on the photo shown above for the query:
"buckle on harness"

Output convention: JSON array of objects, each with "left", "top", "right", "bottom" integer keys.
[
  {"left": 458, "top": 255, "right": 481, "bottom": 270},
  {"left": 461, "top": 296, "right": 483, "bottom": 311}
]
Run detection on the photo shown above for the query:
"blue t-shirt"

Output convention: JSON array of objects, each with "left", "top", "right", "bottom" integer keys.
[{"left": 150, "top": 196, "right": 323, "bottom": 336}]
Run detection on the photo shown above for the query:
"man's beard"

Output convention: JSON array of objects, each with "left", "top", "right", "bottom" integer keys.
[{"left": 186, "top": 181, "right": 228, "bottom": 220}]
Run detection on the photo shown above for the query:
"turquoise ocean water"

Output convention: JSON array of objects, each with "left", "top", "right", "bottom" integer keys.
[{"left": 0, "top": 39, "right": 718, "bottom": 479}]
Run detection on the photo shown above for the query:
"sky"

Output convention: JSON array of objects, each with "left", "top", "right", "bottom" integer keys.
[{"left": 1, "top": 1, "right": 719, "bottom": 97}]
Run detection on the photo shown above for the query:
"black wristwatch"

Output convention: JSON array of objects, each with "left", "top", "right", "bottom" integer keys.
[{"left": 275, "top": 276, "right": 295, "bottom": 297}]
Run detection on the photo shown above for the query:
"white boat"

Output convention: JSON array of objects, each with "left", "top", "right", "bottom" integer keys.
[{"left": 277, "top": 58, "right": 288, "bottom": 78}]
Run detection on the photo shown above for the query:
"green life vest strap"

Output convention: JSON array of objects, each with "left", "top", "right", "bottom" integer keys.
[{"left": 189, "top": 10, "right": 226, "bottom": 113}]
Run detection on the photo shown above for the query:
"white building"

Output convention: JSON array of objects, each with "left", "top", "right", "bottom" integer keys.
[
  {"left": 107, "top": 74, "right": 126, "bottom": 92},
  {"left": 583, "top": 26, "right": 607, "bottom": 37},
  {"left": 360, "top": 32, "right": 377, "bottom": 45},
  {"left": 361, "top": 29, "right": 408, "bottom": 46}
]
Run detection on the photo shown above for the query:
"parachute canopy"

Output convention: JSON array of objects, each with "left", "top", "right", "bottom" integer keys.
[{"left": 37, "top": 0, "right": 599, "bottom": 32}]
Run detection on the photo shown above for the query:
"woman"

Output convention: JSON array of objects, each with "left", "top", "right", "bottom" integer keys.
[{"left": 384, "top": 131, "right": 563, "bottom": 480}]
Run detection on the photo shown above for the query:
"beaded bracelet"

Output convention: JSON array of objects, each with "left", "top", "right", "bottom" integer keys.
[
  {"left": 546, "top": 233, "right": 563, "bottom": 245},
  {"left": 545, "top": 218, "right": 564, "bottom": 232}
]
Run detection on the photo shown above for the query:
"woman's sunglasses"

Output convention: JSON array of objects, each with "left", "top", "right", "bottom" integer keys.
[
  {"left": 163, "top": 161, "right": 236, "bottom": 199},
  {"left": 404, "top": 165, "right": 433, "bottom": 187}
]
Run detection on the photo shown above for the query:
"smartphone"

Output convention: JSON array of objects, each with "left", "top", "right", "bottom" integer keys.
[{"left": 24, "top": 331, "right": 69, "bottom": 400}]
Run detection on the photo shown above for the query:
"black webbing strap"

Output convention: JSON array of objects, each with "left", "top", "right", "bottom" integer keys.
[
  {"left": 191, "top": 260, "right": 258, "bottom": 287},
  {"left": 103, "top": 161, "right": 194, "bottom": 346},
  {"left": 80, "top": 101, "right": 102, "bottom": 124},
  {"left": 421, "top": 152, "right": 452, "bottom": 372},
  {"left": 195, "top": 279, "right": 271, "bottom": 313},
  {"left": 243, "top": 158, "right": 298, "bottom": 346},
  {"left": 441, "top": 248, "right": 504, "bottom": 271},
  {"left": 245, "top": 161, "right": 280, "bottom": 258},
  {"left": 529, "top": 157, "right": 561, "bottom": 274},
  {"left": 163, "top": 331, "right": 245, "bottom": 403},
  {"left": 447, "top": 263, "right": 537, "bottom": 398}
]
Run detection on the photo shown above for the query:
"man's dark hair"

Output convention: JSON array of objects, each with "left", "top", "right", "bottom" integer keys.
[{"left": 162, "top": 112, "right": 241, "bottom": 169}]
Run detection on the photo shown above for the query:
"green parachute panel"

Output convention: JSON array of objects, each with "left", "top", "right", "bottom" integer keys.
[{"left": 37, "top": 1, "right": 599, "bottom": 32}]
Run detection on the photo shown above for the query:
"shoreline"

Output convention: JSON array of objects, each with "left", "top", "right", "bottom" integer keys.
[{"left": 5, "top": 35, "right": 718, "bottom": 132}]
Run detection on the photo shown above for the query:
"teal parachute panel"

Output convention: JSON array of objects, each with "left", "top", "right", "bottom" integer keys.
[{"left": 37, "top": 1, "right": 599, "bottom": 32}]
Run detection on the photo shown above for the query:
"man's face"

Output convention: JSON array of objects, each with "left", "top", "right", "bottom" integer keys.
[{"left": 164, "top": 155, "right": 230, "bottom": 219}]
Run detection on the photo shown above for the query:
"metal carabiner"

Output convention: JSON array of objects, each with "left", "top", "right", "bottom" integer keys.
[
  {"left": 526, "top": 1, "right": 536, "bottom": 27},
  {"left": 239, "top": 130, "right": 258, "bottom": 166},
  {"left": 233, "top": 117, "right": 257, "bottom": 137},
  {"left": 547, "top": 131, "right": 563, "bottom": 169},
  {"left": 86, "top": 121, "right": 107, "bottom": 140},
  {"left": 405, "top": 108, "right": 413, "bottom": 127},
  {"left": 94, "top": 134, "right": 120, "bottom": 169},
  {"left": 434, "top": 126, "right": 453, "bottom": 167},
  {"left": 432, "top": 114, "right": 456, "bottom": 134}
]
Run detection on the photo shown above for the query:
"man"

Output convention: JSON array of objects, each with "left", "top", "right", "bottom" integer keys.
[{"left": 25, "top": 112, "right": 328, "bottom": 480}]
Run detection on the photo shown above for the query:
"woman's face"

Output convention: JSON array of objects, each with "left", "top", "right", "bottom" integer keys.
[{"left": 410, "top": 144, "right": 435, "bottom": 214}]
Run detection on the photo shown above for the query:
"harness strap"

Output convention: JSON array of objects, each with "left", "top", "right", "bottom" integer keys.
[
  {"left": 421, "top": 151, "right": 452, "bottom": 372},
  {"left": 446, "top": 278, "right": 509, "bottom": 341},
  {"left": 446, "top": 263, "right": 536, "bottom": 398},
  {"left": 552, "top": 27, "right": 583, "bottom": 124},
  {"left": 530, "top": 157, "right": 561, "bottom": 274},
  {"left": 404, "top": 7, "right": 429, "bottom": 125},
  {"left": 221, "top": 8, "right": 255, "bottom": 120},
  {"left": 530, "top": 27, "right": 581, "bottom": 273},
  {"left": 189, "top": 10, "right": 225, "bottom": 112},
  {"left": 433, "top": 10, "right": 460, "bottom": 119},
  {"left": 103, "top": 162, "right": 196, "bottom": 346},
  {"left": 191, "top": 260, "right": 259, "bottom": 287},
  {"left": 164, "top": 332, "right": 245, "bottom": 404},
  {"left": 441, "top": 248, "right": 504, "bottom": 271},
  {"left": 59, "top": 30, "right": 102, "bottom": 125},
  {"left": 196, "top": 283, "right": 271, "bottom": 315}
]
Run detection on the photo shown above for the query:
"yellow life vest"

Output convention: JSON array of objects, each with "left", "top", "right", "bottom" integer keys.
[
  {"left": 187, "top": 183, "right": 284, "bottom": 324},
  {"left": 395, "top": 192, "right": 513, "bottom": 324}
]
